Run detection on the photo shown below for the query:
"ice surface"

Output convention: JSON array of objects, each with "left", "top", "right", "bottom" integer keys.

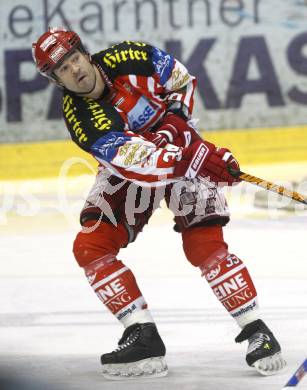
[{"left": 0, "top": 163, "right": 307, "bottom": 390}]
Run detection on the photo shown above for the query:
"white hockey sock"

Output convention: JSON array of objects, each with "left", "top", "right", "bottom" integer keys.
[
  {"left": 121, "top": 308, "right": 155, "bottom": 328},
  {"left": 235, "top": 307, "right": 261, "bottom": 328}
]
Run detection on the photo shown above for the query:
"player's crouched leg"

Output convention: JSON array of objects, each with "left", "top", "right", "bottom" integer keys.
[
  {"left": 73, "top": 220, "right": 167, "bottom": 379},
  {"left": 182, "top": 225, "right": 286, "bottom": 375}
]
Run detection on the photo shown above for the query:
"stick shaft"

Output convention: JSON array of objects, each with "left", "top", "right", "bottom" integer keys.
[
  {"left": 236, "top": 171, "right": 307, "bottom": 205},
  {"left": 283, "top": 358, "right": 307, "bottom": 387}
]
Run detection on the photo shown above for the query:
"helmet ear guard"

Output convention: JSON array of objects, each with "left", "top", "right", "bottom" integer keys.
[{"left": 32, "top": 26, "right": 88, "bottom": 83}]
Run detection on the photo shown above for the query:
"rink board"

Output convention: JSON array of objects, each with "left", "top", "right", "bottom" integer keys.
[{"left": 1, "top": 125, "right": 307, "bottom": 180}]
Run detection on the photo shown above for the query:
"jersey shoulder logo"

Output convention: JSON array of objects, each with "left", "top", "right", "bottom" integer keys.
[
  {"left": 152, "top": 47, "right": 174, "bottom": 85},
  {"left": 102, "top": 41, "right": 149, "bottom": 69}
]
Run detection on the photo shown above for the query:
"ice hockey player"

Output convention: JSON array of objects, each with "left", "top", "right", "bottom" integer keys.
[{"left": 32, "top": 27, "right": 286, "bottom": 379}]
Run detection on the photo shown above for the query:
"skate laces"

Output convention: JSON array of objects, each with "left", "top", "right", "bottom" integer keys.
[
  {"left": 247, "top": 333, "right": 271, "bottom": 354},
  {"left": 114, "top": 324, "right": 141, "bottom": 352}
]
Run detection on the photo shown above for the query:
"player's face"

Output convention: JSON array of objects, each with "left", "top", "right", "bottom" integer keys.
[{"left": 54, "top": 50, "right": 96, "bottom": 93}]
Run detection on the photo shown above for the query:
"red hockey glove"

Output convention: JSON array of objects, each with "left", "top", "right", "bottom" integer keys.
[
  {"left": 174, "top": 139, "right": 241, "bottom": 185},
  {"left": 143, "top": 113, "right": 201, "bottom": 148},
  {"left": 142, "top": 130, "right": 169, "bottom": 148}
]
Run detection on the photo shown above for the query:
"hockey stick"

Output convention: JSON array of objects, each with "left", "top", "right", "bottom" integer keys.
[
  {"left": 282, "top": 358, "right": 307, "bottom": 388},
  {"left": 228, "top": 168, "right": 307, "bottom": 206}
]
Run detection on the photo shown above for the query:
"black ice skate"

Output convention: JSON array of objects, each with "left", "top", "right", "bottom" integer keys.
[
  {"left": 235, "top": 319, "right": 286, "bottom": 376},
  {"left": 100, "top": 322, "right": 168, "bottom": 380}
]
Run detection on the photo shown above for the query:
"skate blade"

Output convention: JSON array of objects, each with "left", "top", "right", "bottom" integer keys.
[
  {"left": 102, "top": 356, "right": 168, "bottom": 380},
  {"left": 252, "top": 352, "right": 287, "bottom": 376}
]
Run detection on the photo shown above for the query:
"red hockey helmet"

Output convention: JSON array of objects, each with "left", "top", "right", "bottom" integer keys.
[{"left": 32, "top": 27, "right": 86, "bottom": 80}]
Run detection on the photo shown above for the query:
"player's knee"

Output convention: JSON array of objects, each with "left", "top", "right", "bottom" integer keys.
[
  {"left": 73, "top": 230, "right": 112, "bottom": 268},
  {"left": 182, "top": 225, "right": 228, "bottom": 267},
  {"left": 73, "top": 220, "right": 128, "bottom": 267}
]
